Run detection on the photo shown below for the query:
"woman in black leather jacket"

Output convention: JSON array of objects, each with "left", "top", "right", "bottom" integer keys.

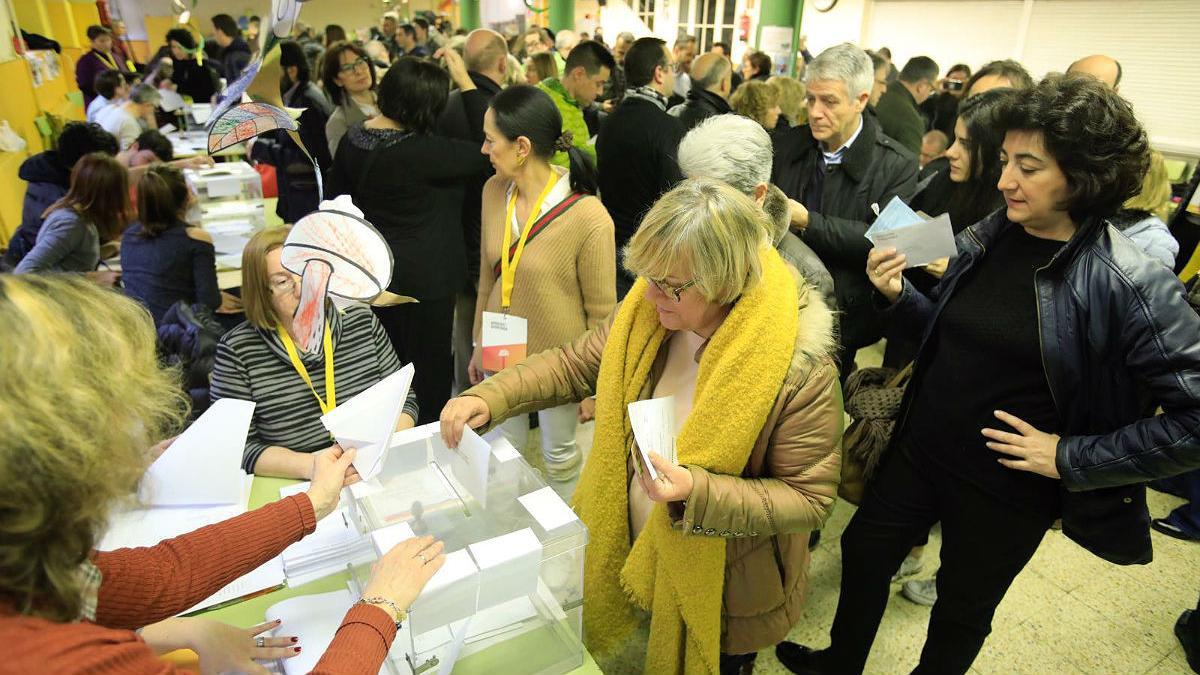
[{"left": 777, "top": 75, "right": 1200, "bottom": 675}]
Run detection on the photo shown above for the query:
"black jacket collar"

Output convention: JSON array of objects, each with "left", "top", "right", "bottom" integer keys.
[
  {"left": 468, "top": 71, "right": 503, "bottom": 96},
  {"left": 794, "top": 113, "right": 879, "bottom": 184},
  {"left": 685, "top": 88, "right": 731, "bottom": 113}
]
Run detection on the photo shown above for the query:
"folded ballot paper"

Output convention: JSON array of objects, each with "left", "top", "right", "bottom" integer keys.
[
  {"left": 99, "top": 398, "right": 286, "bottom": 613},
  {"left": 628, "top": 396, "right": 679, "bottom": 481},
  {"left": 864, "top": 196, "right": 957, "bottom": 267},
  {"left": 321, "top": 364, "right": 414, "bottom": 481}
]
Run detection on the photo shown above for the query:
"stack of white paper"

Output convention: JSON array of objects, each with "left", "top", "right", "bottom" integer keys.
[
  {"left": 321, "top": 365, "right": 415, "bottom": 481},
  {"left": 628, "top": 396, "right": 678, "bottom": 480},
  {"left": 863, "top": 196, "right": 957, "bottom": 267},
  {"left": 278, "top": 483, "right": 375, "bottom": 586}
]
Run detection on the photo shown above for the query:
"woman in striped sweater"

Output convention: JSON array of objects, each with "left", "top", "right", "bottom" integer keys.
[
  {"left": 210, "top": 228, "right": 418, "bottom": 477},
  {"left": 470, "top": 85, "right": 616, "bottom": 497}
]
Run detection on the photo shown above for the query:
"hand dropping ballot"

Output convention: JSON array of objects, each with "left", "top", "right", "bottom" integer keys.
[
  {"left": 864, "top": 196, "right": 957, "bottom": 267},
  {"left": 628, "top": 396, "right": 679, "bottom": 480}
]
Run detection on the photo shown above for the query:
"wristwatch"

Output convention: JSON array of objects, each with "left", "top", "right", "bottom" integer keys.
[{"left": 358, "top": 596, "right": 408, "bottom": 629}]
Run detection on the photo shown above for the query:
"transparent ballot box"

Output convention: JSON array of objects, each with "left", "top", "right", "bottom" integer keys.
[{"left": 346, "top": 425, "right": 588, "bottom": 675}]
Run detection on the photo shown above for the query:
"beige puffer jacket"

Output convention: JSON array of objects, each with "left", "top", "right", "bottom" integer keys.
[{"left": 467, "top": 276, "right": 843, "bottom": 655}]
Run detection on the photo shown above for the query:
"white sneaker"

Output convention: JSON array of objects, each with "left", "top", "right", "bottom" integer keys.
[
  {"left": 901, "top": 578, "right": 938, "bottom": 607},
  {"left": 891, "top": 555, "right": 923, "bottom": 582}
]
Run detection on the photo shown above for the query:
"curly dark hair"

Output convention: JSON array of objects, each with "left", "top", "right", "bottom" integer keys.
[{"left": 997, "top": 74, "right": 1149, "bottom": 222}]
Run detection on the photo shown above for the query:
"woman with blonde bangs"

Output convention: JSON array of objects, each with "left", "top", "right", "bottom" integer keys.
[
  {"left": 731, "top": 79, "right": 783, "bottom": 132},
  {"left": 768, "top": 75, "right": 807, "bottom": 127},
  {"left": 442, "top": 178, "right": 843, "bottom": 673},
  {"left": 0, "top": 275, "right": 444, "bottom": 673}
]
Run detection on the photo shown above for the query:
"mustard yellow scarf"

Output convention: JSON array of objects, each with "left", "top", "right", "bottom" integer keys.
[{"left": 573, "top": 248, "right": 798, "bottom": 674}]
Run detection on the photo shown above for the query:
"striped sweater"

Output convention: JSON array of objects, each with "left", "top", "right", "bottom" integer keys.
[{"left": 210, "top": 304, "right": 419, "bottom": 472}]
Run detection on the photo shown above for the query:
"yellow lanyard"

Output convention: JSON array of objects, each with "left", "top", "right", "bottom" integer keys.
[
  {"left": 278, "top": 321, "right": 336, "bottom": 414},
  {"left": 94, "top": 50, "right": 119, "bottom": 71},
  {"left": 500, "top": 173, "right": 557, "bottom": 309}
]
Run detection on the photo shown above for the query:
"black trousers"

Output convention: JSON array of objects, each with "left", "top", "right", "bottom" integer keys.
[
  {"left": 373, "top": 297, "right": 455, "bottom": 425},
  {"left": 826, "top": 448, "right": 1056, "bottom": 674}
]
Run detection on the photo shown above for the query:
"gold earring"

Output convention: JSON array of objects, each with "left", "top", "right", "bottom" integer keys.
[{"left": 517, "top": 155, "right": 526, "bottom": 166}]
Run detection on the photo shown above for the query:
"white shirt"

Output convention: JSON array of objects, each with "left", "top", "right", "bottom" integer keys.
[
  {"left": 674, "top": 71, "right": 692, "bottom": 98},
  {"left": 822, "top": 114, "right": 865, "bottom": 166},
  {"left": 96, "top": 104, "right": 145, "bottom": 150},
  {"left": 86, "top": 95, "right": 113, "bottom": 123},
  {"left": 506, "top": 166, "right": 571, "bottom": 238}
]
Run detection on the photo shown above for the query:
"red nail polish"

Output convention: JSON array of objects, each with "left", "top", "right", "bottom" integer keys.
[{"left": 294, "top": 647, "right": 302, "bottom": 653}]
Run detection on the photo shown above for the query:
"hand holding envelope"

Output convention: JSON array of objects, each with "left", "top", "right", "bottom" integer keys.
[{"left": 864, "top": 196, "right": 958, "bottom": 268}]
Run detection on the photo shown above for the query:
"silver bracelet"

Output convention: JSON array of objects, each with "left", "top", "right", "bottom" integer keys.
[{"left": 357, "top": 596, "right": 405, "bottom": 628}]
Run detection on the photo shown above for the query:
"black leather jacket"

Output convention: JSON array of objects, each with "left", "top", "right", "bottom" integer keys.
[{"left": 889, "top": 210, "right": 1200, "bottom": 564}]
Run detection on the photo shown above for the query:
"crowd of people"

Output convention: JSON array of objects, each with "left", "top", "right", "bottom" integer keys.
[{"left": 2, "top": 10, "right": 1200, "bottom": 675}]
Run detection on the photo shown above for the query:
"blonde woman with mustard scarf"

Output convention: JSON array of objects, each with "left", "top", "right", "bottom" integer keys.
[{"left": 441, "top": 178, "right": 843, "bottom": 674}]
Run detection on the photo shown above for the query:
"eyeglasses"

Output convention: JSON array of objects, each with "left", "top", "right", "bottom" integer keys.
[
  {"left": 649, "top": 277, "right": 697, "bottom": 302},
  {"left": 338, "top": 57, "right": 369, "bottom": 74},
  {"left": 270, "top": 275, "right": 297, "bottom": 296}
]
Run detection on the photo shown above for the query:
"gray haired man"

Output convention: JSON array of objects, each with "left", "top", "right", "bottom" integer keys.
[{"left": 770, "top": 43, "right": 917, "bottom": 378}]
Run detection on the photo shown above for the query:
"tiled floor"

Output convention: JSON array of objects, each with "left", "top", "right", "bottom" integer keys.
[{"left": 516, "top": 341, "right": 1198, "bottom": 674}]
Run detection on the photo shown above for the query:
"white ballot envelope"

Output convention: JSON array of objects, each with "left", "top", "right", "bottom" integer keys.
[
  {"left": 628, "top": 396, "right": 678, "bottom": 481},
  {"left": 864, "top": 196, "right": 957, "bottom": 267},
  {"left": 141, "top": 398, "right": 255, "bottom": 506},
  {"left": 321, "top": 364, "right": 414, "bottom": 481}
]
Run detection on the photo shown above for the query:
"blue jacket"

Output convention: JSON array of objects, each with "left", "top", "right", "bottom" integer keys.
[
  {"left": 889, "top": 209, "right": 1200, "bottom": 564},
  {"left": 3, "top": 152, "right": 69, "bottom": 268}
]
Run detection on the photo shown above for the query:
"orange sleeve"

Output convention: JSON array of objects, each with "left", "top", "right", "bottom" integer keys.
[{"left": 93, "top": 495, "right": 317, "bottom": 629}]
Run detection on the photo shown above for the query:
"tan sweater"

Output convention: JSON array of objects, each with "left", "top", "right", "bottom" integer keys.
[{"left": 474, "top": 173, "right": 616, "bottom": 355}]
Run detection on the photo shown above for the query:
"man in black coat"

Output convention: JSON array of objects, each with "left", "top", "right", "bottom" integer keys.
[
  {"left": 436, "top": 29, "right": 506, "bottom": 393},
  {"left": 771, "top": 43, "right": 917, "bottom": 375},
  {"left": 669, "top": 51, "right": 733, "bottom": 132},
  {"left": 596, "top": 37, "right": 684, "bottom": 299},
  {"left": 874, "top": 56, "right": 938, "bottom": 155}
]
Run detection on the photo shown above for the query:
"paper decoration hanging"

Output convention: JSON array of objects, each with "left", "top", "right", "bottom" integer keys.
[
  {"left": 281, "top": 196, "right": 395, "bottom": 352},
  {"left": 208, "top": 102, "right": 298, "bottom": 153},
  {"left": 206, "top": 0, "right": 325, "bottom": 203}
]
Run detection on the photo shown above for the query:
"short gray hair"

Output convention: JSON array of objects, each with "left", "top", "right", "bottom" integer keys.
[
  {"left": 803, "top": 42, "right": 874, "bottom": 100},
  {"left": 691, "top": 57, "right": 731, "bottom": 91},
  {"left": 678, "top": 114, "right": 772, "bottom": 196},
  {"left": 129, "top": 83, "right": 161, "bottom": 105}
]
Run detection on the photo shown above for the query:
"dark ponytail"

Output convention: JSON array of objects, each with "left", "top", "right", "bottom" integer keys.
[{"left": 490, "top": 84, "right": 599, "bottom": 195}]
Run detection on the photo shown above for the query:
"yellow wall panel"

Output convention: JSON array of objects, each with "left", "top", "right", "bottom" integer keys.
[
  {"left": 69, "top": 1, "right": 101, "bottom": 44},
  {"left": 45, "top": 1, "right": 79, "bottom": 49},
  {"left": 14, "top": 1, "right": 53, "bottom": 38},
  {"left": 0, "top": 58, "right": 40, "bottom": 242}
]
